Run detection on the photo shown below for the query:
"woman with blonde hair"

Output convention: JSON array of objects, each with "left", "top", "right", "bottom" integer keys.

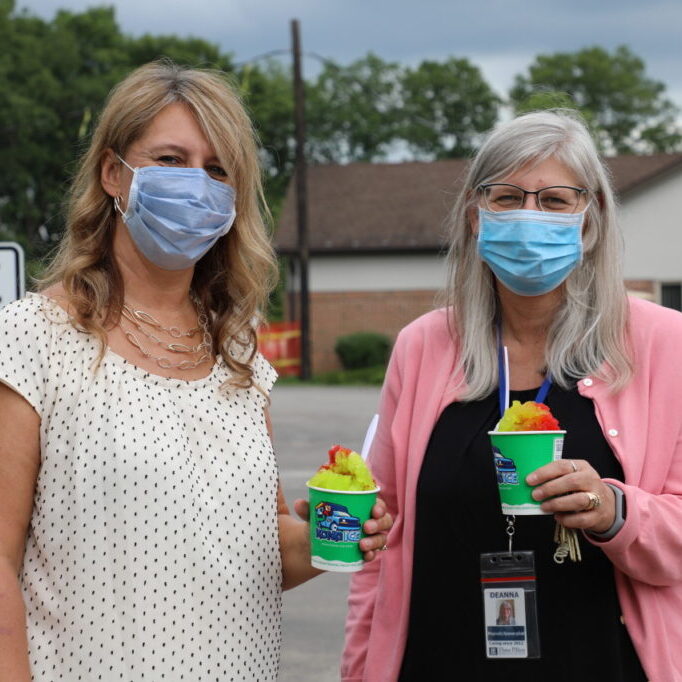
[
  {"left": 342, "top": 110, "right": 682, "bottom": 681},
  {"left": 0, "top": 61, "right": 391, "bottom": 680}
]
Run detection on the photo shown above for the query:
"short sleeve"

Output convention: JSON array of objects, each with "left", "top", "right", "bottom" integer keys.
[
  {"left": 251, "top": 351, "right": 278, "bottom": 397},
  {"left": 0, "top": 295, "right": 52, "bottom": 417}
]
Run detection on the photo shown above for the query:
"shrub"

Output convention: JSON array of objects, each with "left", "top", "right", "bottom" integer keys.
[
  {"left": 312, "top": 365, "right": 386, "bottom": 385},
  {"left": 334, "top": 332, "right": 391, "bottom": 370}
]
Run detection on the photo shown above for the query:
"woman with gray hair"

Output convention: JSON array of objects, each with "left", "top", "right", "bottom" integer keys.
[{"left": 342, "top": 110, "right": 682, "bottom": 681}]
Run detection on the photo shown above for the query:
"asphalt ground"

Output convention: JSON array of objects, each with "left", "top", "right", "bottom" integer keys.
[{"left": 269, "top": 384, "right": 382, "bottom": 682}]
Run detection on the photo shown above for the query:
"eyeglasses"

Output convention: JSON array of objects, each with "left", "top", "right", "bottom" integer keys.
[{"left": 478, "top": 183, "right": 589, "bottom": 214}]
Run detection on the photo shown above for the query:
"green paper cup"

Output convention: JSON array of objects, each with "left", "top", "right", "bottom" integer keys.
[
  {"left": 489, "top": 430, "right": 566, "bottom": 515},
  {"left": 306, "top": 483, "right": 379, "bottom": 572}
]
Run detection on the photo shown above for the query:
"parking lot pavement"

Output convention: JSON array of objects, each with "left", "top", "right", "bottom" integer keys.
[{"left": 269, "top": 384, "right": 381, "bottom": 682}]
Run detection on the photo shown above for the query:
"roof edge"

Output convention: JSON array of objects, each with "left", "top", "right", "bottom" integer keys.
[{"left": 616, "top": 154, "right": 682, "bottom": 196}]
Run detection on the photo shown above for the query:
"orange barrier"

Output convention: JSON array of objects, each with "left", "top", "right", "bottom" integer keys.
[{"left": 258, "top": 321, "right": 301, "bottom": 377}]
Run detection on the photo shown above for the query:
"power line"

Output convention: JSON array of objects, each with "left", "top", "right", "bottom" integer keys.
[
  {"left": 232, "top": 49, "right": 290, "bottom": 69},
  {"left": 233, "top": 49, "right": 333, "bottom": 71}
]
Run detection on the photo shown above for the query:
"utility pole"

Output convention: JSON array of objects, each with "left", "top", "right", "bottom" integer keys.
[{"left": 291, "top": 18, "right": 311, "bottom": 380}]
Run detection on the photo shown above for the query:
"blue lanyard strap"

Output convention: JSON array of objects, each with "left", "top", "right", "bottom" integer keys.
[
  {"left": 534, "top": 374, "right": 552, "bottom": 405},
  {"left": 497, "top": 323, "right": 507, "bottom": 419},
  {"left": 497, "top": 321, "right": 552, "bottom": 418}
]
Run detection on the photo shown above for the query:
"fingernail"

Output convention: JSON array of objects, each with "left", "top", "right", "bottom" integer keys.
[
  {"left": 365, "top": 521, "right": 377, "bottom": 534},
  {"left": 531, "top": 489, "right": 541, "bottom": 500},
  {"left": 526, "top": 474, "right": 537, "bottom": 485}
]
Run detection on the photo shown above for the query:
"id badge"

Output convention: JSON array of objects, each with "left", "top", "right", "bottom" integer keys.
[{"left": 480, "top": 551, "right": 540, "bottom": 659}]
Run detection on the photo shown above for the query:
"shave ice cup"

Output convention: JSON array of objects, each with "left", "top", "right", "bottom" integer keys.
[
  {"left": 489, "top": 400, "right": 565, "bottom": 515},
  {"left": 306, "top": 445, "right": 379, "bottom": 572}
]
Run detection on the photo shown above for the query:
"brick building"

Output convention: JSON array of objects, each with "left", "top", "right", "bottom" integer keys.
[{"left": 275, "top": 154, "right": 682, "bottom": 374}]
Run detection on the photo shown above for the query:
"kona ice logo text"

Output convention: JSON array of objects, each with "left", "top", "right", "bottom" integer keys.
[
  {"left": 316, "top": 528, "right": 361, "bottom": 542},
  {"left": 314, "top": 501, "right": 362, "bottom": 543},
  {"left": 493, "top": 448, "right": 519, "bottom": 485}
]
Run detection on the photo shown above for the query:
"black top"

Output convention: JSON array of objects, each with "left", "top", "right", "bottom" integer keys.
[{"left": 399, "top": 384, "right": 646, "bottom": 682}]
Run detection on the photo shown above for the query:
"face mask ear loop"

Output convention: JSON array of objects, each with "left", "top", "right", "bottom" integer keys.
[
  {"left": 113, "top": 154, "right": 135, "bottom": 217},
  {"left": 116, "top": 154, "right": 135, "bottom": 173}
]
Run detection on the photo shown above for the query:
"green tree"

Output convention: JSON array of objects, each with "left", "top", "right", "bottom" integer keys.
[
  {"left": 513, "top": 90, "right": 600, "bottom": 138},
  {"left": 0, "top": 3, "right": 246, "bottom": 260},
  {"left": 305, "top": 53, "right": 501, "bottom": 163},
  {"left": 306, "top": 53, "right": 403, "bottom": 162},
  {"left": 125, "top": 33, "right": 233, "bottom": 71},
  {"left": 238, "top": 59, "right": 294, "bottom": 219},
  {"left": 0, "top": 4, "right": 129, "bottom": 253},
  {"left": 400, "top": 57, "right": 500, "bottom": 159},
  {"left": 510, "top": 45, "right": 682, "bottom": 154},
  {"left": 514, "top": 90, "right": 579, "bottom": 115}
]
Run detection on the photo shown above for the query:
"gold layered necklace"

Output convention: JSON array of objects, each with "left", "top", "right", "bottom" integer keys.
[{"left": 119, "top": 295, "right": 213, "bottom": 370}]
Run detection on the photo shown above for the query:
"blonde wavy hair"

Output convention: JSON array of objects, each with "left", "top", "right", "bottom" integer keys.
[
  {"left": 445, "top": 109, "right": 632, "bottom": 399},
  {"left": 41, "top": 60, "right": 278, "bottom": 388}
]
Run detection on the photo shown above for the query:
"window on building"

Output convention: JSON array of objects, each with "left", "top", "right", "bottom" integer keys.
[{"left": 661, "top": 283, "right": 682, "bottom": 311}]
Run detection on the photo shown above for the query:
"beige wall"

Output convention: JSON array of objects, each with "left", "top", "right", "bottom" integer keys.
[
  {"left": 625, "top": 279, "right": 656, "bottom": 301},
  {"left": 620, "top": 168, "right": 682, "bottom": 282},
  {"left": 307, "top": 253, "right": 447, "bottom": 292}
]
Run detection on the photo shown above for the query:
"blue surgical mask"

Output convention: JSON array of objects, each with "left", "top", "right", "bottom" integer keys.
[
  {"left": 477, "top": 207, "right": 584, "bottom": 296},
  {"left": 114, "top": 157, "right": 237, "bottom": 270}
]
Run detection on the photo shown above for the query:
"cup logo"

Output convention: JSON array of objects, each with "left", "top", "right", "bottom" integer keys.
[
  {"left": 494, "top": 448, "right": 519, "bottom": 485},
  {"left": 314, "top": 501, "right": 362, "bottom": 542}
]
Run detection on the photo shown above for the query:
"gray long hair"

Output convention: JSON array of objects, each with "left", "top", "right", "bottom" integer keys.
[{"left": 445, "top": 109, "right": 632, "bottom": 400}]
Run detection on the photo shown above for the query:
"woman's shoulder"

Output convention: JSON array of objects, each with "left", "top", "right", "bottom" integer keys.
[
  {"left": 627, "top": 296, "right": 682, "bottom": 340},
  {"left": 0, "top": 291, "right": 51, "bottom": 320},
  {"left": 389, "top": 308, "right": 457, "bottom": 373},
  {"left": 627, "top": 297, "right": 682, "bottom": 371},
  {"left": 1, "top": 289, "right": 69, "bottom": 321},
  {"left": 0, "top": 290, "right": 73, "bottom": 347},
  {"left": 0, "top": 293, "right": 72, "bottom": 416},
  {"left": 395, "top": 308, "right": 452, "bottom": 350}
]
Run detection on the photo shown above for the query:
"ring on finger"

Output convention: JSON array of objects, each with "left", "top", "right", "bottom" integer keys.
[
  {"left": 584, "top": 491, "right": 601, "bottom": 511},
  {"left": 570, "top": 460, "right": 578, "bottom": 473}
]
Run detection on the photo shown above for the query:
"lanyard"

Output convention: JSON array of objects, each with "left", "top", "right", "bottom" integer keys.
[{"left": 497, "top": 322, "right": 552, "bottom": 418}]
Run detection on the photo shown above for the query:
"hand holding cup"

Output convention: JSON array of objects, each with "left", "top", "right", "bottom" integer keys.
[{"left": 527, "top": 459, "right": 617, "bottom": 533}]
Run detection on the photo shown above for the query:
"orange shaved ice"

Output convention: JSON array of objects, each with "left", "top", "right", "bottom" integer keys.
[
  {"left": 308, "top": 445, "right": 376, "bottom": 491},
  {"left": 497, "top": 400, "right": 561, "bottom": 432}
]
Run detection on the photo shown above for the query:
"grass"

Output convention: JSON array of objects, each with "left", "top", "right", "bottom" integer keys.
[{"left": 276, "top": 365, "right": 386, "bottom": 386}]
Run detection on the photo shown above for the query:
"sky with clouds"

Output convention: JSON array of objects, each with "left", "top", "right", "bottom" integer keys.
[{"left": 17, "top": 0, "right": 682, "bottom": 111}]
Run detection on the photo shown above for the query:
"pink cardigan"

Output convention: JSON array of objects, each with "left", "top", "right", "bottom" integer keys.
[{"left": 342, "top": 297, "right": 682, "bottom": 682}]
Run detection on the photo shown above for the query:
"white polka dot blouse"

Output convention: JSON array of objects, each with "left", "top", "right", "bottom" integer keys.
[{"left": 0, "top": 293, "right": 281, "bottom": 681}]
